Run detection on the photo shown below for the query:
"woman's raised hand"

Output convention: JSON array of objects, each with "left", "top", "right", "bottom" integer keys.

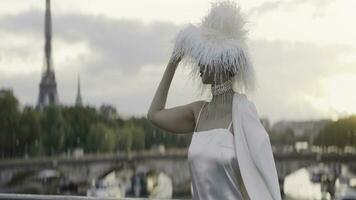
[{"left": 167, "top": 53, "right": 183, "bottom": 69}]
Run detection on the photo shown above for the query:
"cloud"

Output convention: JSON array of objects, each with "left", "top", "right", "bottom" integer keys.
[
  {"left": 248, "top": 0, "right": 335, "bottom": 18},
  {"left": 0, "top": 8, "right": 182, "bottom": 116},
  {"left": 1, "top": 0, "right": 215, "bottom": 116},
  {"left": 0, "top": 9, "right": 181, "bottom": 75},
  {"left": 247, "top": 39, "right": 356, "bottom": 123},
  {"left": 1, "top": 7, "right": 356, "bottom": 123}
]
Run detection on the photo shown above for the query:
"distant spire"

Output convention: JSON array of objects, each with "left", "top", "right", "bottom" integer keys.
[{"left": 75, "top": 74, "right": 83, "bottom": 107}]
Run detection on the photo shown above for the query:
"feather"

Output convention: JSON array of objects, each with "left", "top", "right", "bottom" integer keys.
[{"left": 171, "top": 0, "right": 256, "bottom": 95}]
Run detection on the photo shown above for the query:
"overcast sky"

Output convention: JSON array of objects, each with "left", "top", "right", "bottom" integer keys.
[{"left": 0, "top": 0, "right": 355, "bottom": 124}]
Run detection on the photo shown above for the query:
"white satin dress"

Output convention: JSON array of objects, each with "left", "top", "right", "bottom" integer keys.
[{"left": 188, "top": 103, "right": 250, "bottom": 200}]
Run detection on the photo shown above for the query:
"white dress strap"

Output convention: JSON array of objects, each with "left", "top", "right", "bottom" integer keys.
[
  {"left": 227, "top": 120, "right": 233, "bottom": 131},
  {"left": 195, "top": 102, "right": 234, "bottom": 132},
  {"left": 194, "top": 102, "right": 208, "bottom": 132}
]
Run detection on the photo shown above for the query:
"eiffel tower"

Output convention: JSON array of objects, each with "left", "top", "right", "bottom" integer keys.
[{"left": 36, "top": 0, "right": 59, "bottom": 110}]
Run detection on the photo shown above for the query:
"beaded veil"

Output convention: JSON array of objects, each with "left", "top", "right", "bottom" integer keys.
[{"left": 171, "top": 0, "right": 256, "bottom": 119}]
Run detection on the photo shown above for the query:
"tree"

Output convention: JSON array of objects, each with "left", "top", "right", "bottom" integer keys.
[
  {"left": 315, "top": 115, "right": 356, "bottom": 148},
  {"left": 86, "top": 122, "right": 116, "bottom": 153},
  {"left": 0, "top": 89, "right": 20, "bottom": 157},
  {"left": 99, "top": 104, "right": 117, "bottom": 120},
  {"left": 269, "top": 128, "right": 295, "bottom": 146},
  {"left": 40, "top": 105, "right": 69, "bottom": 156},
  {"left": 18, "top": 106, "right": 41, "bottom": 156},
  {"left": 61, "top": 106, "right": 100, "bottom": 152},
  {"left": 117, "top": 121, "right": 145, "bottom": 153}
]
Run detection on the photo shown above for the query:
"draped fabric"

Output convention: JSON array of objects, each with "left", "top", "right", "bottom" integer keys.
[{"left": 232, "top": 92, "right": 282, "bottom": 200}]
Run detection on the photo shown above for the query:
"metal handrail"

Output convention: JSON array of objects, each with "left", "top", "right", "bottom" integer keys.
[{"left": 0, "top": 193, "right": 191, "bottom": 200}]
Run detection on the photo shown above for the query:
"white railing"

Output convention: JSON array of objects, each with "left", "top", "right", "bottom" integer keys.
[{"left": 0, "top": 193, "right": 190, "bottom": 200}]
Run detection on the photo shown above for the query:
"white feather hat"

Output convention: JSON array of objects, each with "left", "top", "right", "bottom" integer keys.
[{"left": 172, "top": 0, "right": 256, "bottom": 95}]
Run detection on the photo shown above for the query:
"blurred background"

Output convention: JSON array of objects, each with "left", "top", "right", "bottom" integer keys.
[{"left": 0, "top": 0, "right": 356, "bottom": 199}]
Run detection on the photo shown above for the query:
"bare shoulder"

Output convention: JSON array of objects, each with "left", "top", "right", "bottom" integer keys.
[{"left": 189, "top": 100, "right": 208, "bottom": 119}]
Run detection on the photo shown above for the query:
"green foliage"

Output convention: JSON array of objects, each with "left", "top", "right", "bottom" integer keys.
[
  {"left": 117, "top": 120, "right": 145, "bottom": 153},
  {"left": 0, "top": 90, "right": 20, "bottom": 157},
  {"left": 315, "top": 116, "right": 356, "bottom": 147},
  {"left": 40, "top": 105, "right": 69, "bottom": 156},
  {"left": 270, "top": 128, "right": 295, "bottom": 146},
  {"left": 61, "top": 106, "right": 101, "bottom": 151},
  {"left": 0, "top": 90, "right": 195, "bottom": 158},
  {"left": 18, "top": 106, "right": 41, "bottom": 156},
  {"left": 86, "top": 122, "right": 116, "bottom": 153},
  {"left": 5, "top": 86, "right": 355, "bottom": 159}
]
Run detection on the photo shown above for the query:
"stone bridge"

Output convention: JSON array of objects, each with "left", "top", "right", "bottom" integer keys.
[{"left": 1, "top": 149, "right": 356, "bottom": 195}]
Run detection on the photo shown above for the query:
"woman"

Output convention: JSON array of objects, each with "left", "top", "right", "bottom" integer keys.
[{"left": 147, "top": 1, "right": 281, "bottom": 199}]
